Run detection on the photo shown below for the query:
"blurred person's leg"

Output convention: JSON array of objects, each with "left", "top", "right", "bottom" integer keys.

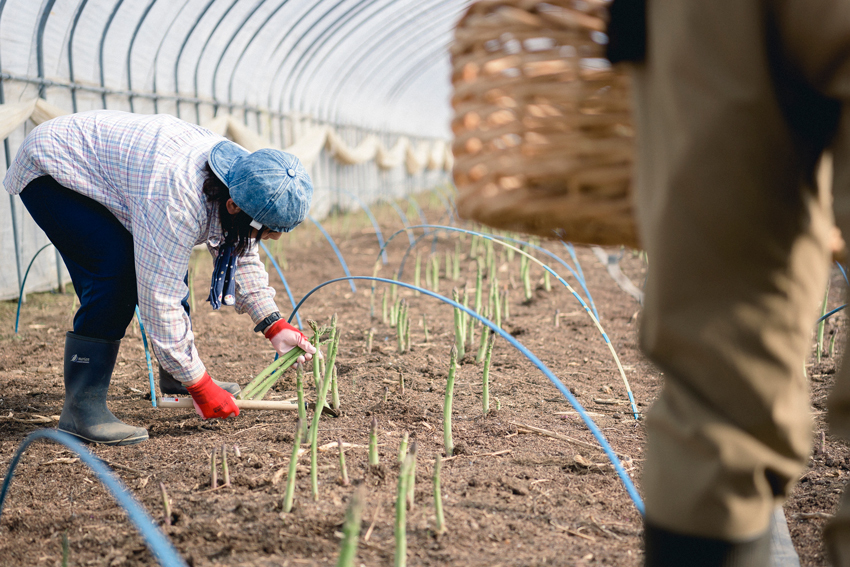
[
  {"left": 824, "top": 35, "right": 850, "bottom": 567},
  {"left": 763, "top": 1, "right": 850, "bottom": 563},
  {"left": 20, "top": 176, "right": 138, "bottom": 338},
  {"left": 19, "top": 175, "right": 147, "bottom": 445},
  {"left": 631, "top": 0, "right": 834, "bottom": 562},
  {"left": 827, "top": 115, "right": 850, "bottom": 564}
]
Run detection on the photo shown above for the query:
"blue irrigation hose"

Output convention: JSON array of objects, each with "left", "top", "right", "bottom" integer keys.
[
  {"left": 259, "top": 242, "right": 304, "bottom": 330},
  {"left": 307, "top": 214, "right": 357, "bottom": 294},
  {"left": 819, "top": 262, "right": 848, "bottom": 323},
  {"left": 562, "top": 242, "right": 601, "bottom": 321},
  {"left": 394, "top": 227, "right": 443, "bottom": 269},
  {"left": 441, "top": 183, "right": 459, "bottom": 214},
  {"left": 337, "top": 188, "right": 388, "bottom": 264},
  {"left": 0, "top": 429, "right": 188, "bottom": 567},
  {"left": 14, "top": 242, "right": 54, "bottom": 333},
  {"left": 391, "top": 225, "right": 600, "bottom": 320},
  {"left": 819, "top": 304, "right": 846, "bottom": 323},
  {"left": 287, "top": 276, "right": 645, "bottom": 515},
  {"left": 135, "top": 306, "right": 157, "bottom": 408},
  {"left": 837, "top": 262, "right": 849, "bottom": 286},
  {"left": 407, "top": 195, "right": 440, "bottom": 253},
  {"left": 383, "top": 199, "right": 416, "bottom": 246},
  {"left": 563, "top": 242, "right": 587, "bottom": 284},
  {"left": 431, "top": 190, "right": 456, "bottom": 224},
  {"left": 407, "top": 196, "right": 429, "bottom": 235},
  {"left": 381, "top": 224, "right": 640, "bottom": 421}
]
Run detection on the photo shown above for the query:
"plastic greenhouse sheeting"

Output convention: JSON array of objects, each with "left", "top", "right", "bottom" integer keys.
[{"left": 0, "top": 0, "right": 468, "bottom": 301}]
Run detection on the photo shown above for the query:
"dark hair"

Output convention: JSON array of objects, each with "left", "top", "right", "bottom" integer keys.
[{"left": 202, "top": 163, "right": 265, "bottom": 256}]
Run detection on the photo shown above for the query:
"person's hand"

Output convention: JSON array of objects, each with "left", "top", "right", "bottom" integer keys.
[
  {"left": 264, "top": 319, "right": 316, "bottom": 364},
  {"left": 185, "top": 372, "right": 239, "bottom": 419}
]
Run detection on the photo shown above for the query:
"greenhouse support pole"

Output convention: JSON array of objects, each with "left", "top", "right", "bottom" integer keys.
[
  {"left": 67, "top": 0, "right": 87, "bottom": 114},
  {"left": 126, "top": 0, "right": 158, "bottom": 114},
  {"left": 96, "top": 0, "right": 124, "bottom": 109},
  {"left": 35, "top": 0, "right": 57, "bottom": 102},
  {"left": 173, "top": 0, "right": 219, "bottom": 122},
  {"left": 359, "top": 158, "right": 367, "bottom": 203},
  {"left": 0, "top": 45, "right": 23, "bottom": 300},
  {"left": 36, "top": 0, "right": 65, "bottom": 292},
  {"left": 53, "top": 243, "right": 64, "bottom": 292},
  {"left": 8, "top": 194, "right": 23, "bottom": 302},
  {"left": 0, "top": 83, "right": 23, "bottom": 299},
  {"left": 280, "top": 115, "right": 288, "bottom": 147}
]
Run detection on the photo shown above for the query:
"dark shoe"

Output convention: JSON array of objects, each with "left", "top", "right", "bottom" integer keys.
[
  {"left": 158, "top": 365, "right": 241, "bottom": 396},
  {"left": 58, "top": 332, "right": 148, "bottom": 446},
  {"left": 644, "top": 522, "right": 771, "bottom": 567}
]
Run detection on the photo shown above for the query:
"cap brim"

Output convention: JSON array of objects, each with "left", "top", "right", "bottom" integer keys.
[{"left": 208, "top": 140, "right": 250, "bottom": 187}]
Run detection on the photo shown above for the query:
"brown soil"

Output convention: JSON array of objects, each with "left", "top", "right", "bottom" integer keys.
[{"left": 0, "top": 196, "right": 845, "bottom": 566}]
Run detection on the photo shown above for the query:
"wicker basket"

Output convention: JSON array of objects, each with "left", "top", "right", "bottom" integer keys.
[{"left": 450, "top": 0, "right": 638, "bottom": 248}]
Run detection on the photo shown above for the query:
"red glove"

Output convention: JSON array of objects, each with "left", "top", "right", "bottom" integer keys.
[
  {"left": 185, "top": 372, "right": 239, "bottom": 419},
  {"left": 265, "top": 319, "right": 316, "bottom": 364}
]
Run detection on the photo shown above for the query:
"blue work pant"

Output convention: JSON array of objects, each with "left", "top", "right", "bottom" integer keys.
[{"left": 19, "top": 176, "right": 190, "bottom": 341}]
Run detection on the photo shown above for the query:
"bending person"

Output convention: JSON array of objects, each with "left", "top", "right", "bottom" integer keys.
[{"left": 4, "top": 110, "right": 316, "bottom": 446}]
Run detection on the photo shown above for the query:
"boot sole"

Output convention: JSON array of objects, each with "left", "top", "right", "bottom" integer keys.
[{"left": 57, "top": 426, "right": 148, "bottom": 446}]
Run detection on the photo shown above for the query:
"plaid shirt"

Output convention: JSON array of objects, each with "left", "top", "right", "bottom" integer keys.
[{"left": 4, "top": 110, "right": 279, "bottom": 382}]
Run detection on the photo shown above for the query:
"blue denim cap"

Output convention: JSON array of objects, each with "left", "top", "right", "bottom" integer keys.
[{"left": 208, "top": 140, "right": 313, "bottom": 233}]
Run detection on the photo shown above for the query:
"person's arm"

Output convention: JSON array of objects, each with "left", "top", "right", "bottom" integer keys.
[
  {"left": 133, "top": 199, "right": 238, "bottom": 419},
  {"left": 229, "top": 242, "right": 316, "bottom": 362},
  {"left": 133, "top": 200, "right": 203, "bottom": 381},
  {"left": 231, "top": 241, "right": 278, "bottom": 322}
]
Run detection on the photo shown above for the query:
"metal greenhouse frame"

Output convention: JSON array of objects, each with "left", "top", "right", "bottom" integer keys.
[{"left": 0, "top": 0, "right": 466, "bottom": 300}]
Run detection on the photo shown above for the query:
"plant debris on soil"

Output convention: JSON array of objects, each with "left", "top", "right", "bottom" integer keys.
[{"left": 0, "top": 195, "right": 846, "bottom": 566}]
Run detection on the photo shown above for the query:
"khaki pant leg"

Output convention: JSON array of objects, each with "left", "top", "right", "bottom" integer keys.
[
  {"left": 745, "top": 0, "right": 850, "bottom": 560},
  {"left": 826, "top": 89, "right": 850, "bottom": 567},
  {"left": 632, "top": 0, "right": 833, "bottom": 540}
]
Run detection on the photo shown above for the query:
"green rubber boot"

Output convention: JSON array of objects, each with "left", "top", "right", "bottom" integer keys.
[
  {"left": 158, "top": 365, "right": 240, "bottom": 396},
  {"left": 58, "top": 332, "right": 148, "bottom": 446}
]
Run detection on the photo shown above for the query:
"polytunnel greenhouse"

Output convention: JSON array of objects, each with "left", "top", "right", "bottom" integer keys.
[
  {"left": 0, "top": 1, "right": 836, "bottom": 566},
  {"left": 0, "top": 0, "right": 459, "bottom": 300}
]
